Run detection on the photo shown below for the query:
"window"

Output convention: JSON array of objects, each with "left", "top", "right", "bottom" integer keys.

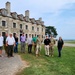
[
  {"left": 37, "top": 27, "right": 39, "bottom": 31},
  {"left": 2, "top": 21, "right": 6, "bottom": 27},
  {"left": 2, "top": 9, "right": 7, "bottom": 16},
  {"left": 13, "top": 23, "right": 16, "bottom": 28},
  {"left": 20, "top": 24, "right": 22, "bottom": 29},
  {"left": 26, "top": 25, "right": 28, "bottom": 30},
  {"left": 32, "top": 26, "right": 34, "bottom": 30},
  {"left": 2, "top": 32, "right": 5, "bottom": 37}
]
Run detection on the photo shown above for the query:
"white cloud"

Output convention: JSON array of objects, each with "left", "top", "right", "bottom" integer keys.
[{"left": 0, "top": 0, "right": 75, "bottom": 39}]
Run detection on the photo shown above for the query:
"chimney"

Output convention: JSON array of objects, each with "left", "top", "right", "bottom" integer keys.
[
  {"left": 39, "top": 17, "right": 42, "bottom": 21},
  {"left": 6, "top": 2, "right": 11, "bottom": 16},
  {"left": 25, "top": 10, "right": 29, "bottom": 17}
]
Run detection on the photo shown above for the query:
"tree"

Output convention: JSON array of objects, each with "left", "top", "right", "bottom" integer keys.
[{"left": 45, "top": 26, "right": 58, "bottom": 38}]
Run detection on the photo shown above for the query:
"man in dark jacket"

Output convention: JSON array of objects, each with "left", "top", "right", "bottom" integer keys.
[
  {"left": 4, "top": 33, "right": 8, "bottom": 55},
  {"left": 44, "top": 36, "right": 51, "bottom": 56}
]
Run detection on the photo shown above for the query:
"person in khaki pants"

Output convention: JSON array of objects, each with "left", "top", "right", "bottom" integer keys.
[
  {"left": 36, "top": 35, "right": 42, "bottom": 57},
  {"left": 49, "top": 35, "right": 56, "bottom": 57},
  {"left": 44, "top": 36, "right": 51, "bottom": 57}
]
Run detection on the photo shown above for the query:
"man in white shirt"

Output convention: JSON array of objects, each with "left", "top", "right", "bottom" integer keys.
[
  {"left": 6, "top": 33, "right": 15, "bottom": 57},
  {"left": 0, "top": 33, "right": 3, "bottom": 57},
  {"left": 27, "top": 34, "right": 32, "bottom": 53}
]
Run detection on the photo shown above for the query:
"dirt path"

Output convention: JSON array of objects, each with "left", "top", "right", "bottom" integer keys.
[{"left": 0, "top": 50, "right": 28, "bottom": 75}]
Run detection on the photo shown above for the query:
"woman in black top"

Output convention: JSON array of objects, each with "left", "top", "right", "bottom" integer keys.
[{"left": 57, "top": 37, "right": 64, "bottom": 57}]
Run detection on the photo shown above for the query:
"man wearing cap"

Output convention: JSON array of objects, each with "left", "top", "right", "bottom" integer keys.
[{"left": 6, "top": 33, "right": 15, "bottom": 57}]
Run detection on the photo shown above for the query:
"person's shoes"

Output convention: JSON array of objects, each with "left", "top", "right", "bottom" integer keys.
[
  {"left": 45, "top": 55, "right": 47, "bottom": 56},
  {"left": 45, "top": 55, "right": 49, "bottom": 57},
  {"left": 11, "top": 55, "right": 14, "bottom": 57},
  {"left": 52, "top": 55, "right": 54, "bottom": 57},
  {"left": 36, "top": 54, "right": 38, "bottom": 57},
  {"left": 47, "top": 55, "right": 50, "bottom": 57},
  {"left": 58, "top": 55, "right": 61, "bottom": 57}
]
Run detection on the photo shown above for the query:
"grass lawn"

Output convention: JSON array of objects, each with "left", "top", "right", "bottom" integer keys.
[{"left": 17, "top": 45, "right": 75, "bottom": 75}]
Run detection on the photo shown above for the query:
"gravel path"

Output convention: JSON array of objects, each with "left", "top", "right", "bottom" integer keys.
[
  {"left": 0, "top": 51, "right": 25, "bottom": 75},
  {"left": 64, "top": 43, "right": 75, "bottom": 47}
]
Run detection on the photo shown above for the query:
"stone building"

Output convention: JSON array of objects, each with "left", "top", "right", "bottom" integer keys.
[{"left": 0, "top": 2, "right": 45, "bottom": 41}]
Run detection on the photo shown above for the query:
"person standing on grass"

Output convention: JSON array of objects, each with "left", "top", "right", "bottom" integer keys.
[
  {"left": 14, "top": 34, "right": 18, "bottom": 53},
  {"left": 44, "top": 36, "right": 51, "bottom": 57},
  {"left": 6, "top": 33, "right": 15, "bottom": 57},
  {"left": 57, "top": 37, "right": 64, "bottom": 57},
  {"left": 0, "top": 33, "right": 3, "bottom": 57},
  {"left": 32, "top": 34, "right": 37, "bottom": 54},
  {"left": 20, "top": 33, "right": 26, "bottom": 53},
  {"left": 36, "top": 35, "right": 42, "bottom": 57},
  {"left": 27, "top": 34, "right": 32, "bottom": 53},
  {"left": 3, "top": 33, "right": 8, "bottom": 55},
  {"left": 49, "top": 35, "right": 56, "bottom": 57}
]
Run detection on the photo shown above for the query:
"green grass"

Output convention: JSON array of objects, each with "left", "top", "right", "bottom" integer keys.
[
  {"left": 65, "top": 40, "right": 75, "bottom": 44},
  {"left": 17, "top": 45, "right": 75, "bottom": 75}
]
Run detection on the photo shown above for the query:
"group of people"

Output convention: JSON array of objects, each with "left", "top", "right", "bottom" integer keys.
[
  {"left": 0, "top": 32, "right": 64, "bottom": 58},
  {"left": 44, "top": 35, "right": 64, "bottom": 57},
  {"left": 20, "top": 33, "right": 42, "bottom": 57},
  {"left": 0, "top": 32, "right": 42, "bottom": 57},
  {"left": 0, "top": 33, "right": 18, "bottom": 57}
]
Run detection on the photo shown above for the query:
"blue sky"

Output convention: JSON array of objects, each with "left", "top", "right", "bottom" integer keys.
[{"left": 0, "top": 0, "right": 75, "bottom": 39}]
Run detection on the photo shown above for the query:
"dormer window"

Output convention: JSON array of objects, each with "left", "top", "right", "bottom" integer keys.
[
  {"left": 1, "top": 9, "right": 7, "bottom": 16},
  {"left": 31, "top": 18, "right": 35, "bottom": 24},
  {"left": 11, "top": 12, "right": 17, "bottom": 19},
  {"left": 36, "top": 20, "right": 41, "bottom": 25},
  {"left": 18, "top": 14, "right": 24, "bottom": 21}
]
